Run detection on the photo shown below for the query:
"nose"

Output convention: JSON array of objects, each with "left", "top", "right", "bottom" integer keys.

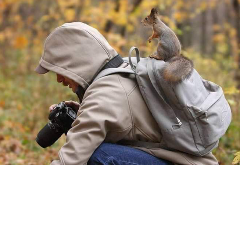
[{"left": 57, "top": 74, "right": 64, "bottom": 83}]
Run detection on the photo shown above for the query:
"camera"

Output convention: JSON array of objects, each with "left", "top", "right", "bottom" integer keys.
[{"left": 36, "top": 102, "right": 77, "bottom": 148}]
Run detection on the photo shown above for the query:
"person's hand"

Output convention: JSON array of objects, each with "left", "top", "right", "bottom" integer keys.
[
  {"left": 49, "top": 104, "right": 57, "bottom": 112},
  {"left": 49, "top": 101, "right": 80, "bottom": 113},
  {"left": 64, "top": 100, "right": 80, "bottom": 113}
]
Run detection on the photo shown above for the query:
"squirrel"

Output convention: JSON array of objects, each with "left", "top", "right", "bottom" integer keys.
[{"left": 141, "top": 8, "right": 193, "bottom": 83}]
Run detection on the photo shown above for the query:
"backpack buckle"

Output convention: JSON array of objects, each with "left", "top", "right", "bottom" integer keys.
[{"left": 172, "top": 117, "right": 182, "bottom": 129}]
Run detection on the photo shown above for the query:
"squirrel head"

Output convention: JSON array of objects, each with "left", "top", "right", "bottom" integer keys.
[{"left": 141, "top": 8, "right": 159, "bottom": 26}]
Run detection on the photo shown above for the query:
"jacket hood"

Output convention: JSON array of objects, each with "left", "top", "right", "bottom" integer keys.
[{"left": 35, "top": 22, "right": 118, "bottom": 89}]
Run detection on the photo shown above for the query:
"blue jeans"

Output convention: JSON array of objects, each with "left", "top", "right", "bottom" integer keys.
[{"left": 88, "top": 143, "right": 173, "bottom": 165}]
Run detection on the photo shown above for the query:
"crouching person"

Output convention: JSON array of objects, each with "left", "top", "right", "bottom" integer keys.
[{"left": 35, "top": 22, "right": 218, "bottom": 165}]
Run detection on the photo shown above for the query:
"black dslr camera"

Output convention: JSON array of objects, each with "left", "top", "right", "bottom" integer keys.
[{"left": 36, "top": 102, "right": 77, "bottom": 148}]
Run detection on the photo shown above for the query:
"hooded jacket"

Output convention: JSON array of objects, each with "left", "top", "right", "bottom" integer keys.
[{"left": 36, "top": 22, "right": 219, "bottom": 165}]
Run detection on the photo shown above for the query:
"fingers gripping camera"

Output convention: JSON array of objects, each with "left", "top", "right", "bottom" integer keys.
[{"left": 36, "top": 102, "right": 77, "bottom": 148}]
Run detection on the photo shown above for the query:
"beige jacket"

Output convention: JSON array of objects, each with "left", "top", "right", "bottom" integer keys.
[{"left": 36, "top": 22, "right": 218, "bottom": 165}]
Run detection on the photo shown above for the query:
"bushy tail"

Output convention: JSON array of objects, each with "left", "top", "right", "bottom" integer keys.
[{"left": 162, "top": 55, "right": 193, "bottom": 83}]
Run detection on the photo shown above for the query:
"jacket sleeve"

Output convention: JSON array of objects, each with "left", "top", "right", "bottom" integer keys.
[{"left": 51, "top": 75, "right": 132, "bottom": 165}]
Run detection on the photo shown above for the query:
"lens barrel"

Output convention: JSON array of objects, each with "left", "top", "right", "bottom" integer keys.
[{"left": 36, "top": 122, "right": 63, "bottom": 148}]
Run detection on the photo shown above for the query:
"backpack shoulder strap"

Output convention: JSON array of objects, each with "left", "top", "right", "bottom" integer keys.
[
  {"left": 93, "top": 46, "right": 141, "bottom": 82},
  {"left": 93, "top": 68, "right": 135, "bottom": 82}
]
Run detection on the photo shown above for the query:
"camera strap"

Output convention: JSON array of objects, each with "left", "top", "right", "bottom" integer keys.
[
  {"left": 100, "top": 54, "right": 124, "bottom": 71},
  {"left": 75, "top": 85, "right": 85, "bottom": 103}
]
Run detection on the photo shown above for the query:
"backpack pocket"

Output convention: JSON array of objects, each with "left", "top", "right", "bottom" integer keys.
[{"left": 187, "top": 87, "right": 232, "bottom": 147}]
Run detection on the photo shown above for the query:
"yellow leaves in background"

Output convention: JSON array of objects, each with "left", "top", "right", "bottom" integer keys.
[
  {"left": 81, "top": 0, "right": 130, "bottom": 29},
  {"left": 119, "top": 0, "right": 129, "bottom": 20},
  {"left": 57, "top": 0, "right": 79, "bottom": 22},
  {"left": 0, "top": 33, "right": 5, "bottom": 43},
  {"left": 0, "top": 100, "right": 5, "bottom": 108},
  {"left": 213, "top": 34, "right": 226, "bottom": 43},
  {"left": 173, "top": 12, "right": 188, "bottom": 23},
  {"left": 64, "top": 9, "right": 76, "bottom": 22},
  {"left": 0, "top": 28, "right": 13, "bottom": 43},
  {"left": 224, "top": 86, "right": 239, "bottom": 106},
  {"left": 224, "top": 86, "right": 240, "bottom": 95},
  {"left": 232, "top": 152, "right": 240, "bottom": 165},
  {"left": 13, "top": 35, "right": 28, "bottom": 49},
  {"left": 141, "top": 0, "right": 158, "bottom": 11},
  {"left": 106, "top": 33, "right": 127, "bottom": 53},
  {"left": 199, "top": 1, "right": 208, "bottom": 11},
  {"left": 58, "top": 0, "right": 79, "bottom": 8}
]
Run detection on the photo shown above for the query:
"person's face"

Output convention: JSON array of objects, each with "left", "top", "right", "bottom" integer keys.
[{"left": 56, "top": 74, "right": 79, "bottom": 93}]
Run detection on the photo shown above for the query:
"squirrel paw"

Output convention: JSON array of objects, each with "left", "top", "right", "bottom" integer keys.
[{"left": 149, "top": 54, "right": 162, "bottom": 60}]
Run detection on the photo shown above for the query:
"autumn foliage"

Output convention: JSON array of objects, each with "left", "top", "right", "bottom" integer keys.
[{"left": 0, "top": 0, "right": 240, "bottom": 165}]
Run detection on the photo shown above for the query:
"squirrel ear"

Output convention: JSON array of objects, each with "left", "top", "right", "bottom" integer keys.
[{"left": 151, "top": 8, "right": 158, "bottom": 16}]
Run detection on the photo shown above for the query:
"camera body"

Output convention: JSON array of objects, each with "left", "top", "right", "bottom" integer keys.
[
  {"left": 48, "top": 102, "right": 77, "bottom": 134},
  {"left": 36, "top": 102, "right": 77, "bottom": 148}
]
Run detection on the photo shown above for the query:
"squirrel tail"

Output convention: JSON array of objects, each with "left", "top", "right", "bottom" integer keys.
[{"left": 162, "top": 55, "right": 194, "bottom": 83}]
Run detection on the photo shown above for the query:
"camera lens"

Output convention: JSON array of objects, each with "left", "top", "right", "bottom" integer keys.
[{"left": 36, "top": 122, "right": 63, "bottom": 148}]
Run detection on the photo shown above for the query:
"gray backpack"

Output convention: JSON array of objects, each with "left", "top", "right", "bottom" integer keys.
[{"left": 94, "top": 47, "right": 232, "bottom": 156}]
